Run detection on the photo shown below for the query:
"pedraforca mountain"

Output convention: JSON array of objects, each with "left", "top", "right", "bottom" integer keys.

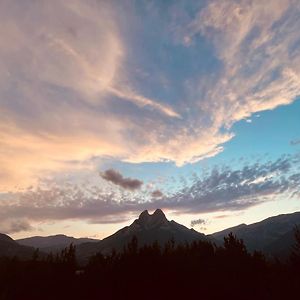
[
  {"left": 135, "top": 209, "right": 168, "bottom": 229},
  {"left": 76, "top": 209, "right": 207, "bottom": 262}
]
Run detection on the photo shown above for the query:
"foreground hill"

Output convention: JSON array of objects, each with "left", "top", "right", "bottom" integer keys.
[
  {"left": 17, "top": 234, "right": 99, "bottom": 253},
  {"left": 211, "top": 211, "right": 300, "bottom": 257},
  {"left": 77, "top": 209, "right": 206, "bottom": 261},
  {"left": 0, "top": 233, "right": 35, "bottom": 259}
]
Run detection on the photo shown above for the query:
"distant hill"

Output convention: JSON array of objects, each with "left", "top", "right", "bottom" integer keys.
[
  {"left": 17, "top": 234, "right": 99, "bottom": 253},
  {"left": 5, "top": 210, "right": 300, "bottom": 262},
  {"left": 77, "top": 209, "right": 207, "bottom": 261},
  {"left": 0, "top": 233, "right": 35, "bottom": 259},
  {"left": 211, "top": 211, "right": 300, "bottom": 258}
]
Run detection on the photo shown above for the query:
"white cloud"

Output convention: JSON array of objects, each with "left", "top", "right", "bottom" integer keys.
[{"left": 184, "top": 0, "right": 300, "bottom": 129}]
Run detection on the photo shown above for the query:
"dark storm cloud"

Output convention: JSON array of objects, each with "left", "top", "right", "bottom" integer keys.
[{"left": 100, "top": 169, "right": 143, "bottom": 191}]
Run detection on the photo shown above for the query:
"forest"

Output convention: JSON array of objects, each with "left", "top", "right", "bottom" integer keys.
[{"left": 0, "top": 229, "right": 300, "bottom": 300}]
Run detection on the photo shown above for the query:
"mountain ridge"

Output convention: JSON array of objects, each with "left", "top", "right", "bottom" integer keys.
[
  {"left": 211, "top": 211, "right": 300, "bottom": 257},
  {"left": 17, "top": 234, "right": 99, "bottom": 253},
  {"left": 2, "top": 210, "right": 300, "bottom": 261}
]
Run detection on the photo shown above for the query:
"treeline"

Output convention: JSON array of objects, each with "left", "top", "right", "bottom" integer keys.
[{"left": 0, "top": 229, "right": 300, "bottom": 300}]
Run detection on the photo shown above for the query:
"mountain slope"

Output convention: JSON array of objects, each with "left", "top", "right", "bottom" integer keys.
[
  {"left": 0, "top": 233, "right": 35, "bottom": 259},
  {"left": 77, "top": 209, "right": 206, "bottom": 261},
  {"left": 211, "top": 211, "right": 300, "bottom": 257},
  {"left": 17, "top": 234, "right": 99, "bottom": 253}
]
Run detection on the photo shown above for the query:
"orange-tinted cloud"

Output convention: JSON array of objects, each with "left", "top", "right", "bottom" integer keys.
[{"left": 1, "top": 0, "right": 300, "bottom": 192}]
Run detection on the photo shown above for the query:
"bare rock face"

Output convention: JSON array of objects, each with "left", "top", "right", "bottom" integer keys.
[
  {"left": 138, "top": 210, "right": 151, "bottom": 224},
  {"left": 136, "top": 209, "right": 168, "bottom": 229}
]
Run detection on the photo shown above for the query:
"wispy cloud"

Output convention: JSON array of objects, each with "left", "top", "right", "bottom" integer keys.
[
  {"left": 0, "top": 219, "right": 33, "bottom": 235},
  {"left": 291, "top": 139, "right": 300, "bottom": 146},
  {"left": 181, "top": 0, "right": 300, "bottom": 129},
  {"left": 166, "top": 155, "right": 300, "bottom": 213},
  {"left": 0, "top": 0, "right": 300, "bottom": 191},
  {"left": 1, "top": 155, "right": 299, "bottom": 231}
]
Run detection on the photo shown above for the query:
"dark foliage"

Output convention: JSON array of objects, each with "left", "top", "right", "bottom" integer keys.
[{"left": 0, "top": 234, "right": 300, "bottom": 300}]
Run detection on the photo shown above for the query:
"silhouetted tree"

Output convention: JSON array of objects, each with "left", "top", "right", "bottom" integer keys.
[
  {"left": 223, "top": 232, "right": 248, "bottom": 256},
  {"left": 2, "top": 235, "right": 300, "bottom": 300}
]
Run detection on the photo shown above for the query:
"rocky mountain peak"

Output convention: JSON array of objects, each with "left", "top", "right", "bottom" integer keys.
[
  {"left": 153, "top": 209, "right": 166, "bottom": 221},
  {"left": 136, "top": 209, "right": 168, "bottom": 228},
  {"left": 138, "top": 210, "right": 150, "bottom": 222}
]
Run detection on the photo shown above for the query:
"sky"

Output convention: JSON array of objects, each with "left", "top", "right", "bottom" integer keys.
[{"left": 0, "top": 0, "right": 300, "bottom": 239}]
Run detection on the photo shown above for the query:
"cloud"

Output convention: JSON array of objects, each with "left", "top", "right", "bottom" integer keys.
[
  {"left": 0, "top": 219, "right": 33, "bottom": 234},
  {"left": 181, "top": 0, "right": 300, "bottom": 129},
  {"left": 190, "top": 218, "right": 206, "bottom": 228},
  {"left": 165, "top": 155, "right": 300, "bottom": 213},
  {"left": 291, "top": 139, "right": 300, "bottom": 145},
  {"left": 107, "top": 86, "right": 180, "bottom": 118},
  {"left": 100, "top": 169, "right": 143, "bottom": 191},
  {"left": 0, "top": 185, "right": 151, "bottom": 226},
  {"left": 0, "top": 154, "right": 299, "bottom": 230},
  {"left": 151, "top": 189, "right": 164, "bottom": 198},
  {"left": 0, "top": 0, "right": 125, "bottom": 190},
  {"left": 0, "top": 0, "right": 180, "bottom": 191},
  {"left": 113, "top": 0, "right": 300, "bottom": 167},
  {"left": 213, "top": 215, "right": 232, "bottom": 219},
  {"left": 0, "top": 0, "right": 300, "bottom": 191}
]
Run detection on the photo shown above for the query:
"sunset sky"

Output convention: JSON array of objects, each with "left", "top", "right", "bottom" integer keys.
[{"left": 1, "top": 0, "right": 300, "bottom": 239}]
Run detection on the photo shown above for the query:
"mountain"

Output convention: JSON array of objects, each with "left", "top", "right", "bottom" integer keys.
[
  {"left": 77, "top": 209, "right": 206, "bottom": 261},
  {"left": 9, "top": 210, "right": 300, "bottom": 262},
  {"left": 211, "top": 211, "right": 300, "bottom": 258},
  {"left": 0, "top": 233, "right": 35, "bottom": 259},
  {"left": 17, "top": 234, "right": 99, "bottom": 253}
]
